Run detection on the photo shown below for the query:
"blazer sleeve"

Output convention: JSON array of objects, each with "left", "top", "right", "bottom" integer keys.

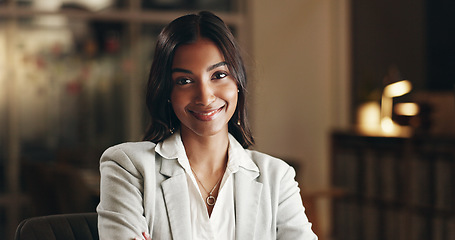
[
  {"left": 97, "top": 144, "right": 151, "bottom": 240},
  {"left": 276, "top": 166, "right": 318, "bottom": 240}
]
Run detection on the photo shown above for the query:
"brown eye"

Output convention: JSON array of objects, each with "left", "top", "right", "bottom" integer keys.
[
  {"left": 212, "top": 72, "right": 228, "bottom": 80},
  {"left": 176, "top": 77, "right": 192, "bottom": 85}
]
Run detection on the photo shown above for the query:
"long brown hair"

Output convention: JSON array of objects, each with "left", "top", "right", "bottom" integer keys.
[{"left": 143, "top": 11, "right": 254, "bottom": 148}]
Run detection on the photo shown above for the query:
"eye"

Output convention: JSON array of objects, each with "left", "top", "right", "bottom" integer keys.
[
  {"left": 175, "top": 77, "right": 192, "bottom": 85},
  {"left": 212, "top": 71, "right": 228, "bottom": 80}
]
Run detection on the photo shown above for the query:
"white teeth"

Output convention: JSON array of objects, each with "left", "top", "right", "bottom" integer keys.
[{"left": 198, "top": 109, "right": 218, "bottom": 115}]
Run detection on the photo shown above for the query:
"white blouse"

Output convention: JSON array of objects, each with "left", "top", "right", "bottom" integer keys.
[{"left": 177, "top": 144, "right": 241, "bottom": 240}]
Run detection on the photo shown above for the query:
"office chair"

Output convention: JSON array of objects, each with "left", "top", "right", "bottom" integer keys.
[{"left": 14, "top": 212, "right": 98, "bottom": 240}]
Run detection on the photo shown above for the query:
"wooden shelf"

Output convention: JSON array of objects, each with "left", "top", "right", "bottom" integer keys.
[{"left": 331, "top": 131, "right": 455, "bottom": 240}]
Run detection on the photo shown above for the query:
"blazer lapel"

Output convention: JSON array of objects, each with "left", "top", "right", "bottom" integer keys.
[
  {"left": 234, "top": 168, "right": 263, "bottom": 240},
  {"left": 160, "top": 158, "right": 192, "bottom": 240}
]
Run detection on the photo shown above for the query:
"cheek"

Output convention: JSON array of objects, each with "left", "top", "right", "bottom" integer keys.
[
  {"left": 223, "top": 83, "right": 239, "bottom": 105},
  {"left": 230, "top": 90, "right": 238, "bottom": 106},
  {"left": 170, "top": 90, "right": 187, "bottom": 114}
]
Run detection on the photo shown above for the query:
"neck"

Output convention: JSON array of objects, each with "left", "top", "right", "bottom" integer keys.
[{"left": 180, "top": 128, "right": 229, "bottom": 174}]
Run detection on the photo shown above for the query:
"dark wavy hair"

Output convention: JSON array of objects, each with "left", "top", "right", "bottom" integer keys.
[{"left": 143, "top": 11, "right": 254, "bottom": 148}]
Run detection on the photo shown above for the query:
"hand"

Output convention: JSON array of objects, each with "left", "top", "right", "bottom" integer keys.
[{"left": 135, "top": 232, "right": 151, "bottom": 240}]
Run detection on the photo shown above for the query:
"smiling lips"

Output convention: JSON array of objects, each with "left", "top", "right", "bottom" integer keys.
[{"left": 189, "top": 106, "right": 224, "bottom": 121}]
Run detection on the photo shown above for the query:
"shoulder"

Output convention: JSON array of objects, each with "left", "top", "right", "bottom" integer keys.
[
  {"left": 102, "top": 141, "right": 157, "bottom": 159},
  {"left": 103, "top": 141, "right": 156, "bottom": 155},
  {"left": 244, "top": 149, "right": 295, "bottom": 180},
  {"left": 100, "top": 141, "right": 158, "bottom": 173},
  {"left": 245, "top": 149, "right": 291, "bottom": 169},
  {"left": 242, "top": 150, "right": 301, "bottom": 204}
]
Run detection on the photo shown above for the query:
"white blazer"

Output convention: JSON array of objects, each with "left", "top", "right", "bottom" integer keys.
[{"left": 97, "top": 132, "right": 317, "bottom": 240}]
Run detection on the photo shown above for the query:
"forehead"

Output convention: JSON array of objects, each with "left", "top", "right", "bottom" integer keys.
[{"left": 172, "top": 38, "right": 225, "bottom": 69}]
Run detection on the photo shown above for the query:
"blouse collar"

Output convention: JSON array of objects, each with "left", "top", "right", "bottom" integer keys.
[{"left": 155, "top": 130, "right": 259, "bottom": 174}]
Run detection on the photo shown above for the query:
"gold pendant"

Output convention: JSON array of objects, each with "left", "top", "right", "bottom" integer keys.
[{"left": 206, "top": 195, "right": 216, "bottom": 206}]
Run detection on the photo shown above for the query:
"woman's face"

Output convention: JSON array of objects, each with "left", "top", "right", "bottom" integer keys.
[{"left": 170, "top": 38, "right": 238, "bottom": 138}]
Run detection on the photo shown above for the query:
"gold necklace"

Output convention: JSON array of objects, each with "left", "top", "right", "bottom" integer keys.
[{"left": 190, "top": 167, "right": 223, "bottom": 206}]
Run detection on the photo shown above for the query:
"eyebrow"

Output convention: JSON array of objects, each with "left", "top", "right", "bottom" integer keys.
[
  {"left": 207, "top": 61, "right": 228, "bottom": 71},
  {"left": 171, "top": 61, "right": 228, "bottom": 74}
]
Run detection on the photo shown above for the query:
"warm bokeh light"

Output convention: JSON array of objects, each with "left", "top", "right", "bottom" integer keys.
[
  {"left": 381, "top": 117, "right": 395, "bottom": 134},
  {"left": 383, "top": 80, "right": 412, "bottom": 98},
  {"left": 380, "top": 116, "right": 404, "bottom": 135},
  {"left": 395, "top": 102, "right": 420, "bottom": 116},
  {"left": 357, "top": 101, "right": 381, "bottom": 134},
  {"left": 378, "top": 80, "right": 414, "bottom": 136},
  {"left": 32, "top": 0, "right": 113, "bottom": 11}
]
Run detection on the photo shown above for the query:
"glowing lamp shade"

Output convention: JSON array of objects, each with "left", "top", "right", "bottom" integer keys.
[{"left": 383, "top": 80, "right": 412, "bottom": 98}]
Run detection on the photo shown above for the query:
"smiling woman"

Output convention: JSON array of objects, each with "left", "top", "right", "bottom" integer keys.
[
  {"left": 170, "top": 38, "right": 238, "bottom": 139},
  {"left": 143, "top": 11, "right": 253, "bottom": 148},
  {"left": 96, "top": 11, "right": 318, "bottom": 240}
]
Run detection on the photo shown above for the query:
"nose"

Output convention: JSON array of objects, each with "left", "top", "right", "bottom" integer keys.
[{"left": 195, "top": 81, "right": 216, "bottom": 106}]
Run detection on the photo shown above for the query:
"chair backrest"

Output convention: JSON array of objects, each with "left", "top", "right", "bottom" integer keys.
[{"left": 15, "top": 213, "right": 98, "bottom": 240}]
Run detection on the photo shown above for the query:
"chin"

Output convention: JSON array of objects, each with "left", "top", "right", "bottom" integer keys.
[{"left": 182, "top": 124, "right": 228, "bottom": 138}]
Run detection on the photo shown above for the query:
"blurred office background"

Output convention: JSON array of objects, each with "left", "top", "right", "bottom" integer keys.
[{"left": 1, "top": 0, "right": 454, "bottom": 239}]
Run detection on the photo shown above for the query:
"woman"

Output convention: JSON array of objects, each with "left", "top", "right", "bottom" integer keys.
[{"left": 97, "top": 11, "right": 317, "bottom": 240}]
